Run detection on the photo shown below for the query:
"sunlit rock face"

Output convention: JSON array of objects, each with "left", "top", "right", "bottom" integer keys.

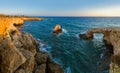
[
  {"left": 80, "top": 27, "right": 120, "bottom": 73},
  {"left": 53, "top": 24, "right": 62, "bottom": 34},
  {"left": 0, "top": 15, "right": 64, "bottom": 73},
  {"left": 0, "top": 16, "right": 43, "bottom": 39}
]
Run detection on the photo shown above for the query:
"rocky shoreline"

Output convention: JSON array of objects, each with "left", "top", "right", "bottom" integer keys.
[
  {"left": 0, "top": 15, "right": 64, "bottom": 73},
  {"left": 80, "top": 27, "right": 120, "bottom": 73}
]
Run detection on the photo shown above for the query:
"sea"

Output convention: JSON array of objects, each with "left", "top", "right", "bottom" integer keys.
[{"left": 23, "top": 17, "right": 120, "bottom": 73}]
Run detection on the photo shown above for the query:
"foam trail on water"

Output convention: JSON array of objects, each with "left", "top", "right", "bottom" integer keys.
[
  {"left": 76, "top": 34, "right": 80, "bottom": 39},
  {"left": 62, "top": 28, "right": 70, "bottom": 36},
  {"left": 62, "top": 28, "right": 67, "bottom": 33}
]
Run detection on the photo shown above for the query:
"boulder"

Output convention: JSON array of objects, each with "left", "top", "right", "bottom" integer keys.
[
  {"left": 34, "top": 64, "right": 46, "bottom": 73},
  {"left": 0, "top": 39, "right": 26, "bottom": 73},
  {"left": 53, "top": 24, "right": 62, "bottom": 34},
  {"left": 20, "top": 49, "right": 35, "bottom": 72},
  {"left": 46, "top": 58, "right": 64, "bottom": 73},
  {"left": 35, "top": 52, "right": 48, "bottom": 65},
  {"left": 15, "top": 68, "right": 25, "bottom": 73},
  {"left": 79, "top": 34, "right": 93, "bottom": 40},
  {"left": 12, "top": 32, "right": 39, "bottom": 56}
]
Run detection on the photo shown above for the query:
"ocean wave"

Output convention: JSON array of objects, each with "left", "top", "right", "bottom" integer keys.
[
  {"left": 24, "top": 24, "right": 32, "bottom": 27},
  {"left": 39, "top": 41, "right": 51, "bottom": 53}
]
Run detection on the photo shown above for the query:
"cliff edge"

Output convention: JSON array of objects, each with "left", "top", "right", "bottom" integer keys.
[
  {"left": 0, "top": 15, "right": 64, "bottom": 73},
  {"left": 80, "top": 27, "right": 120, "bottom": 73}
]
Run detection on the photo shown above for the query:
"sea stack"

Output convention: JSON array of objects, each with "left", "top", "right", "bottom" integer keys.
[{"left": 53, "top": 24, "right": 62, "bottom": 34}]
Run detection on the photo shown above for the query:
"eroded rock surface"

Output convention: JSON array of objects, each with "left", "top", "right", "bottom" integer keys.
[{"left": 80, "top": 27, "right": 120, "bottom": 73}]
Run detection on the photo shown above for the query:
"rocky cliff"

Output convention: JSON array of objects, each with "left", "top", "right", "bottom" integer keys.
[
  {"left": 80, "top": 27, "right": 120, "bottom": 73},
  {"left": 0, "top": 16, "right": 64, "bottom": 73}
]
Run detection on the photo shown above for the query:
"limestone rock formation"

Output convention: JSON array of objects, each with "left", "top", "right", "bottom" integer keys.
[
  {"left": 53, "top": 24, "right": 62, "bottom": 34},
  {"left": 0, "top": 15, "right": 64, "bottom": 73},
  {"left": 0, "top": 39, "right": 26, "bottom": 73},
  {"left": 80, "top": 27, "right": 120, "bottom": 73}
]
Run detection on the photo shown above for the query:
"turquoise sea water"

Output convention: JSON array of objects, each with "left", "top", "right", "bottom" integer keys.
[{"left": 23, "top": 17, "right": 120, "bottom": 73}]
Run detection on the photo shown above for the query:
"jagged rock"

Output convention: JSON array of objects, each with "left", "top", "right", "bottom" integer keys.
[
  {"left": 110, "top": 54, "right": 120, "bottom": 73},
  {"left": 79, "top": 34, "right": 93, "bottom": 40},
  {"left": 12, "top": 32, "right": 39, "bottom": 56},
  {"left": 15, "top": 68, "right": 25, "bottom": 73},
  {"left": 53, "top": 24, "right": 62, "bottom": 34},
  {"left": 46, "top": 58, "right": 64, "bottom": 73},
  {"left": 35, "top": 52, "right": 48, "bottom": 65},
  {"left": 34, "top": 64, "right": 46, "bottom": 73},
  {"left": 20, "top": 49, "right": 34, "bottom": 72},
  {"left": 15, "top": 68, "right": 32, "bottom": 73},
  {"left": 0, "top": 39, "right": 26, "bottom": 73}
]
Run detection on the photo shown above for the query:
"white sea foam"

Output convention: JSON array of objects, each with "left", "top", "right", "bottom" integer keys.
[
  {"left": 24, "top": 24, "right": 32, "bottom": 27},
  {"left": 39, "top": 41, "right": 51, "bottom": 53},
  {"left": 62, "top": 28, "right": 67, "bottom": 33},
  {"left": 100, "top": 53, "right": 104, "bottom": 59},
  {"left": 65, "top": 67, "right": 71, "bottom": 73},
  {"left": 76, "top": 34, "right": 80, "bottom": 39}
]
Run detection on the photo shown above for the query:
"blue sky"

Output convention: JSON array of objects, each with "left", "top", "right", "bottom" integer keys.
[{"left": 0, "top": 0, "right": 120, "bottom": 16}]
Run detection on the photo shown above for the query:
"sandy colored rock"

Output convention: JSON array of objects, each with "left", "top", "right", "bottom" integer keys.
[
  {"left": 20, "top": 49, "right": 34, "bottom": 72},
  {"left": 0, "top": 15, "right": 43, "bottom": 39},
  {"left": 53, "top": 24, "right": 62, "bottom": 33},
  {"left": 15, "top": 68, "right": 25, "bottom": 73},
  {"left": 12, "top": 32, "right": 39, "bottom": 56},
  {"left": 0, "top": 39, "right": 26, "bottom": 73}
]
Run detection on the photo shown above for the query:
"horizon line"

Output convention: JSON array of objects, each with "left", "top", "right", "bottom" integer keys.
[
  {"left": 29, "top": 15, "right": 120, "bottom": 17},
  {"left": 2, "top": 14, "right": 120, "bottom": 17}
]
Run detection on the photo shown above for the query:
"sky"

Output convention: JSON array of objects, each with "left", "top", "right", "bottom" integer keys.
[{"left": 0, "top": 0, "right": 120, "bottom": 16}]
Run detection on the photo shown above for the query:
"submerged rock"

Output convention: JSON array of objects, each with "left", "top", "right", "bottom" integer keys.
[{"left": 53, "top": 24, "right": 62, "bottom": 34}]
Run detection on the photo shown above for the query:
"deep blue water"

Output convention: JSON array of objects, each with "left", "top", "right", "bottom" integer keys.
[{"left": 23, "top": 17, "right": 120, "bottom": 73}]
